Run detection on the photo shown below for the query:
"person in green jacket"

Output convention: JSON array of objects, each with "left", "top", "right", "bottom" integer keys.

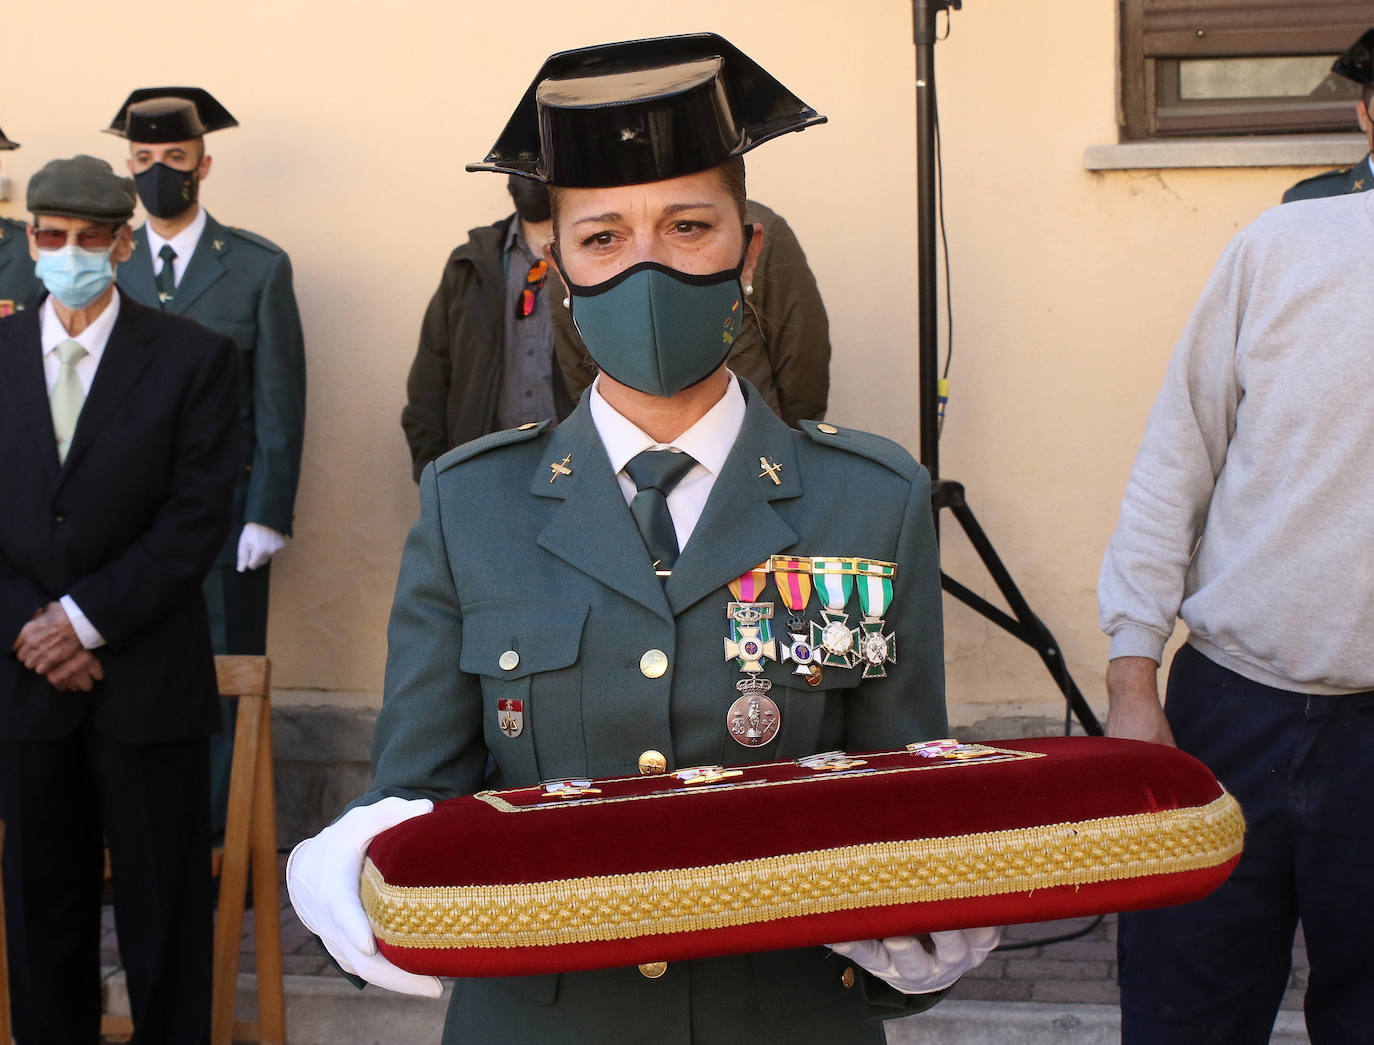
[
  {"left": 289, "top": 33, "right": 997, "bottom": 1044},
  {"left": 0, "top": 124, "right": 43, "bottom": 315},
  {"left": 107, "top": 87, "right": 306, "bottom": 834}
]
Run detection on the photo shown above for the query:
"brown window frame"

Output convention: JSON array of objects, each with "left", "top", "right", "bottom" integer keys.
[{"left": 1120, "top": 0, "right": 1374, "bottom": 139}]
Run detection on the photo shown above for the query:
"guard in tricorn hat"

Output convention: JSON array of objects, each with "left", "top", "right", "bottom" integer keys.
[
  {"left": 106, "top": 86, "right": 305, "bottom": 839},
  {"left": 0, "top": 154, "right": 238, "bottom": 1043},
  {"left": 289, "top": 34, "right": 995, "bottom": 1044},
  {"left": 0, "top": 121, "right": 43, "bottom": 314},
  {"left": 1283, "top": 27, "right": 1374, "bottom": 202}
]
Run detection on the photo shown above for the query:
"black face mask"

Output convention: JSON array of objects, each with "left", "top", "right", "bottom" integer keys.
[{"left": 134, "top": 162, "right": 199, "bottom": 219}]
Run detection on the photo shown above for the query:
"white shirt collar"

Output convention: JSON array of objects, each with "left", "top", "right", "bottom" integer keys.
[
  {"left": 145, "top": 205, "right": 208, "bottom": 278},
  {"left": 589, "top": 372, "right": 746, "bottom": 479},
  {"left": 40, "top": 288, "right": 121, "bottom": 362}
]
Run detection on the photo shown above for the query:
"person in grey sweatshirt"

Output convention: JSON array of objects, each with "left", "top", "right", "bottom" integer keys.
[{"left": 1098, "top": 190, "right": 1374, "bottom": 1045}]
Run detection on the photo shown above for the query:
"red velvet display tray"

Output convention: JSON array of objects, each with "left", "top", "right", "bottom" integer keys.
[{"left": 363, "top": 737, "right": 1243, "bottom": 977}]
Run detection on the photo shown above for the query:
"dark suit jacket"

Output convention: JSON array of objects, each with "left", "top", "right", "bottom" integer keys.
[
  {"left": 0, "top": 293, "right": 240, "bottom": 743},
  {"left": 1282, "top": 154, "right": 1374, "bottom": 203},
  {"left": 118, "top": 213, "right": 305, "bottom": 567}
]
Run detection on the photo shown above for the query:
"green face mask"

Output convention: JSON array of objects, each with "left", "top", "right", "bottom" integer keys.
[{"left": 557, "top": 227, "right": 751, "bottom": 398}]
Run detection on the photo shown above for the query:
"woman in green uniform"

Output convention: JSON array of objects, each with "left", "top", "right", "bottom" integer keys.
[{"left": 289, "top": 33, "right": 997, "bottom": 1044}]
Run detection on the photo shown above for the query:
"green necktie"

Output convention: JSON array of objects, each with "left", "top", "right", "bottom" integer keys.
[
  {"left": 624, "top": 449, "right": 697, "bottom": 578},
  {"left": 155, "top": 244, "right": 177, "bottom": 304},
  {"left": 51, "top": 338, "right": 88, "bottom": 464}
]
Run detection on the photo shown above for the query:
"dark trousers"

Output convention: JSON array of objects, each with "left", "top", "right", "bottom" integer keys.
[
  {"left": 0, "top": 726, "right": 212, "bottom": 1045},
  {"left": 1118, "top": 644, "right": 1374, "bottom": 1045},
  {"left": 203, "top": 563, "right": 269, "bottom": 835}
]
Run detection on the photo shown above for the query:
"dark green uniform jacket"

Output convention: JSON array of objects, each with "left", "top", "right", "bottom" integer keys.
[
  {"left": 1282, "top": 155, "right": 1374, "bottom": 203},
  {"left": 361, "top": 383, "right": 948, "bottom": 1044},
  {"left": 118, "top": 213, "right": 305, "bottom": 568},
  {"left": 0, "top": 217, "right": 41, "bottom": 315},
  {"left": 554, "top": 200, "right": 832, "bottom": 428}
]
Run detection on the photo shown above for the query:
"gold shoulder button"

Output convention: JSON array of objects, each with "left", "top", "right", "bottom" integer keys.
[
  {"left": 817, "top": 423, "right": 839, "bottom": 435},
  {"left": 518, "top": 421, "right": 539, "bottom": 430}
]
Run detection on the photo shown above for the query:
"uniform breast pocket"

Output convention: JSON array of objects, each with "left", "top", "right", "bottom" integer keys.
[
  {"left": 763, "top": 667, "right": 857, "bottom": 756},
  {"left": 459, "top": 602, "right": 589, "bottom": 785}
]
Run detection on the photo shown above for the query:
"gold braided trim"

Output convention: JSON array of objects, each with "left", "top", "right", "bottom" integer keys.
[{"left": 363, "top": 791, "right": 1244, "bottom": 950}]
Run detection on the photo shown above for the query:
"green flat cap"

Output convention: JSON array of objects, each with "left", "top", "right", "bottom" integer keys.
[{"left": 27, "top": 155, "right": 136, "bottom": 223}]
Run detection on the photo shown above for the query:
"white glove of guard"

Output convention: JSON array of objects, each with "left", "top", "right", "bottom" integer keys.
[
  {"left": 287, "top": 796, "right": 442, "bottom": 997},
  {"left": 236, "top": 523, "right": 286, "bottom": 572},
  {"left": 828, "top": 927, "right": 1002, "bottom": 994}
]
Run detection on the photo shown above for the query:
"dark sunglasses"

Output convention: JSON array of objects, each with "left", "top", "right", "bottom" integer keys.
[
  {"left": 515, "top": 259, "right": 549, "bottom": 320},
  {"left": 33, "top": 226, "right": 118, "bottom": 250}
]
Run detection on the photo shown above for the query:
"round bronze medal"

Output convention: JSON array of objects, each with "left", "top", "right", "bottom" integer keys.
[{"left": 728, "top": 691, "right": 780, "bottom": 747}]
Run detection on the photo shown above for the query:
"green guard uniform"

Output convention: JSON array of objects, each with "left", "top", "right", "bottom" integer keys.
[
  {"left": 1282, "top": 156, "right": 1374, "bottom": 203},
  {"left": 0, "top": 217, "right": 42, "bottom": 316},
  {"left": 359, "top": 382, "right": 949, "bottom": 1044},
  {"left": 117, "top": 213, "right": 305, "bottom": 654}
]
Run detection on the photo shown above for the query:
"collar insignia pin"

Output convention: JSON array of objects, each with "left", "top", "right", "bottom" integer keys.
[
  {"left": 549, "top": 453, "right": 573, "bottom": 483},
  {"left": 757, "top": 456, "right": 782, "bottom": 485}
]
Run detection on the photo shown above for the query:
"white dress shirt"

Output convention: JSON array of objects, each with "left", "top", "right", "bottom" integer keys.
[
  {"left": 588, "top": 372, "right": 747, "bottom": 553},
  {"left": 145, "top": 205, "right": 208, "bottom": 287},
  {"left": 40, "top": 292, "right": 121, "bottom": 650}
]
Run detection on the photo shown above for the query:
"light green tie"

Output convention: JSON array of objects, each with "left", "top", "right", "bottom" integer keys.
[{"left": 51, "top": 338, "right": 88, "bottom": 464}]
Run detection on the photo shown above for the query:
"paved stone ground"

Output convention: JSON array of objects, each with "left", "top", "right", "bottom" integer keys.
[{"left": 99, "top": 857, "right": 1311, "bottom": 1031}]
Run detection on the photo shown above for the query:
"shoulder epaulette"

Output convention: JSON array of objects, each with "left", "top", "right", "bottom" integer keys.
[
  {"left": 797, "top": 420, "right": 920, "bottom": 480},
  {"left": 434, "top": 420, "right": 551, "bottom": 474},
  {"left": 226, "top": 226, "right": 288, "bottom": 254},
  {"left": 1282, "top": 167, "right": 1354, "bottom": 202}
]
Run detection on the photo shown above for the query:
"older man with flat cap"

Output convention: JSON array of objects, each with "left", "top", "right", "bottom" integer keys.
[
  {"left": 108, "top": 86, "right": 306, "bottom": 838},
  {"left": 0, "top": 124, "right": 43, "bottom": 315},
  {"left": 0, "top": 155, "right": 239, "bottom": 1044}
]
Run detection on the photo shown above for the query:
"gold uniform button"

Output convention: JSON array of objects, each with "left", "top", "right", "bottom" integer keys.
[
  {"left": 638, "top": 961, "right": 668, "bottom": 979},
  {"left": 640, "top": 649, "right": 668, "bottom": 678},
  {"left": 841, "top": 967, "right": 856, "bottom": 989},
  {"left": 817, "top": 423, "right": 839, "bottom": 435},
  {"left": 498, "top": 650, "right": 520, "bottom": 671},
  {"left": 638, "top": 750, "right": 667, "bottom": 775},
  {"left": 517, "top": 421, "right": 539, "bottom": 430}
]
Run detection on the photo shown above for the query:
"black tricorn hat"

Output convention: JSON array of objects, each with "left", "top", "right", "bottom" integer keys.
[
  {"left": 1333, "top": 27, "right": 1374, "bottom": 86},
  {"left": 105, "top": 87, "right": 239, "bottom": 142},
  {"left": 467, "top": 33, "right": 825, "bottom": 187},
  {"left": 0, "top": 125, "right": 17, "bottom": 150}
]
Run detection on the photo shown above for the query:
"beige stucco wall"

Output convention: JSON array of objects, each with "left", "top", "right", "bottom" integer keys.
[{"left": 1, "top": 1, "right": 1353, "bottom": 727}]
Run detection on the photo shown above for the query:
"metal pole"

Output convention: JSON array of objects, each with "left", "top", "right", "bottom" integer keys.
[{"left": 913, "top": 0, "right": 941, "bottom": 480}]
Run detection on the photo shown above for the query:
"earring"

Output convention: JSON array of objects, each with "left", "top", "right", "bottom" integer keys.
[
  {"left": 744, "top": 284, "right": 754, "bottom": 296},
  {"left": 563, "top": 296, "right": 571, "bottom": 309}
]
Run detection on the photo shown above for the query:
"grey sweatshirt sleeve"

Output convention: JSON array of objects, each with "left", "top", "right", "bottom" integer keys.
[{"left": 1097, "top": 232, "right": 1247, "bottom": 662}]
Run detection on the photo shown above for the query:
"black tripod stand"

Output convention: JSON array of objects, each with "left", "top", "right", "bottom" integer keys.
[{"left": 912, "top": 0, "right": 1102, "bottom": 736}]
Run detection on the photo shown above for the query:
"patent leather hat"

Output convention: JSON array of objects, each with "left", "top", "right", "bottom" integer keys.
[
  {"left": 1333, "top": 28, "right": 1374, "bottom": 86},
  {"left": 105, "top": 87, "right": 239, "bottom": 142},
  {"left": 468, "top": 33, "right": 825, "bottom": 187}
]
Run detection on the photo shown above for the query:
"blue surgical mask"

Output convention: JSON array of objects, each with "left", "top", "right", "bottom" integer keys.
[
  {"left": 35, "top": 245, "right": 115, "bottom": 310},
  {"left": 557, "top": 226, "right": 752, "bottom": 398}
]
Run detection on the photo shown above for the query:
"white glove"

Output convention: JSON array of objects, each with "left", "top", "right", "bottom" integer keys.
[
  {"left": 287, "top": 796, "right": 442, "bottom": 997},
  {"left": 828, "top": 927, "right": 1002, "bottom": 994},
  {"left": 236, "top": 523, "right": 286, "bottom": 572}
]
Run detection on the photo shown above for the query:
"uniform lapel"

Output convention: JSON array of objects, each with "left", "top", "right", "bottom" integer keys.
[
  {"left": 664, "top": 389, "right": 800, "bottom": 616},
  {"left": 0, "top": 310, "right": 61, "bottom": 479},
  {"left": 533, "top": 403, "right": 674, "bottom": 621},
  {"left": 120, "top": 226, "right": 161, "bottom": 306},
  {"left": 165, "top": 212, "right": 230, "bottom": 313},
  {"left": 1347, "top": 157, "right": 1373, "bottom": 194},
  {"left": 60, "top": 295, "right": 154, "bottom": 476}
]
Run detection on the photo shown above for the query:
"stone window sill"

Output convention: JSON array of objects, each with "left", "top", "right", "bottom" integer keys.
[{"left": 1084, "top": 134, "right": 1366, "bottom": 171}]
